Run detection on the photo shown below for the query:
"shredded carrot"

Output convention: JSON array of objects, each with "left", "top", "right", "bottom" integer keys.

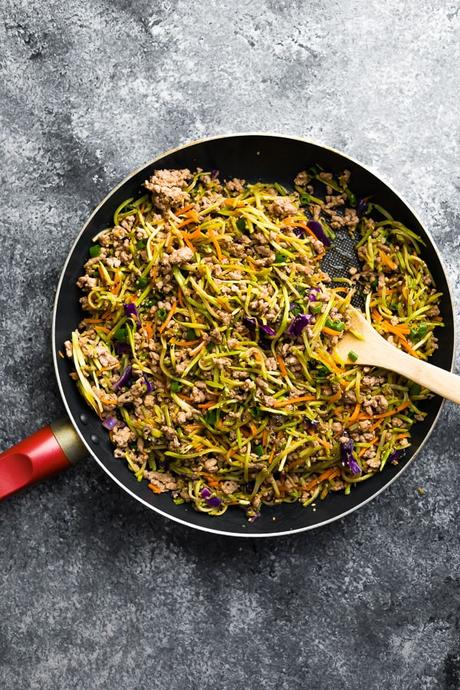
[
  {"left": 248, "top": 422, "right": 258, "bottom": 436},
  {"left": 178, "top": 394, "right": 194, "bottom": 403},
  {"left": 176, "top": 203, "right": 194, "bottom": 216},
  {"left": 327, "top": 389, "right": 342, "bottom": 403},
  {"left": 185, "top": 424, "right": 202, "bottom": 433},
  {"left": 379, "top": 249, "right": 397, "bottom": 270},
  {"left": 143, "top": 322, "right": 153, "bottom": 340},
  {"left": 208, "top": 230, "right": 223, "bottom": 261},
  {"left": 370, "top": 419, "right": 383, "bottom": 432},
  {"left": 184, "top": 228, "right": 204, "bottom": 241},
  {"left": 303, "top": 467, "right": 340, "bottom": 492},
  {"left": 111, "top": 280, "right": 121, "bottom": 295},
  {"left": 276, "top": 354, "right": 288, "bottom": 377},
  {"left": 159, "top": 300, "right": 177, "bottom": 334},
  {"left": 400, "top": 338, "right": 421, "bottom": 358},
  {"left": 177, "top": 289, "right": 184, "bottom": 308},
  {"left": 224, "top": 198, "right": 245, "bottom": 208},
  {"left": 322, "top": 326, "right": 341, "bottom": 337},
  {"left": 316, "top": 436, "right": 333, "bottom": 451},
  {"left": 148, "top": 483, "right": 162, "bottom": 494},
  {"left": 262, "top": 429, "right": 269, "bottom": 448},
  {"left": 83, "top": 318, "right": 104, "bottom": 324},
  {"left": 379, "top": 321, "right": 411, "bottom": 336},
  {"left": 394, "top": 433, "right": 410, "bottom": 441},
  {"left": 183, "top": 236, "right": 196, "bottom": 252},
  {"left": 347, "top": 403, "right": 361, "bottom": 426},
  {"left": 197, "top": 400, "right": 218, "bottom": 410},
  {"left": 97, "top": 264, "right": 110, "bottom": 283},
  {"left": 177, "top": 217, "right": 197, "bottom": 230},
  {"left": 273, "top": 395, "right": 316, "bottom": 407},
  {"left": 371, "top": 308, "right": 383, "bottom": 322},
  {"left": 188, "top": 340, "right": 206, "bottom": 357},
  {"left": 177, "top": 209, "right": 200, "bottom": 229},
  {"left": 203, "top": 474, "right": 221, "bottom": 488}
]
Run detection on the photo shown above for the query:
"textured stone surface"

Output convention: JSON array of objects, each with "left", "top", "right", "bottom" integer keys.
[{"left": 1, "top": 1, "right": 460, "bottom": 688}]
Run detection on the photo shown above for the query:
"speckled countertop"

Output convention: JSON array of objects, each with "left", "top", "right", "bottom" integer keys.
[{"left": 1, "top": 1, "right": 460, "bottom": 688}]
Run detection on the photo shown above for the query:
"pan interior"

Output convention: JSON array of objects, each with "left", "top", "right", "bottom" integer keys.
[{"left": 53, "top": 134, "right": 455, "bottom": 536}]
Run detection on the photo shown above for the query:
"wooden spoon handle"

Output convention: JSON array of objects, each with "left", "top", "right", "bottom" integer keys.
[{"left": 373, "top": 344, "right": 460, "bottom": 404}]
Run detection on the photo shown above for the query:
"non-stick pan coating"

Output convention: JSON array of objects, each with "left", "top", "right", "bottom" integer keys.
[{"left": 53, "top": 134, "right": 455, "bottom": 537}]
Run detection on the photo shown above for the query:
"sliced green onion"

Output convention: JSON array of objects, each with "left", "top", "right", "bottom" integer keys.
[{"left": 89, "top": 244, "right": 102, "bottom": 258}]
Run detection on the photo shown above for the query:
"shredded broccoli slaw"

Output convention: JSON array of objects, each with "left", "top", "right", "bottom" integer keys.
[{"left": 66, "top": 167, "right": 443, "bottom": 521}]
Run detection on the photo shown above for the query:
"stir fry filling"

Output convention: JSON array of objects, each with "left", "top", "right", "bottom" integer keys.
[{"left": 65, "top": 167, "right": 443, "bottom": 520}]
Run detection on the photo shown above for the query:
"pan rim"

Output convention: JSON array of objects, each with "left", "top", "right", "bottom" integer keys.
[{"left": 51, "top": 131, "right": 457, "bottom": 538}]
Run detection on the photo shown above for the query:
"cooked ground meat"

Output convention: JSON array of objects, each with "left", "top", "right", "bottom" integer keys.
[{"left": 144, "top": 168, "right": 192, "bottom": 212}]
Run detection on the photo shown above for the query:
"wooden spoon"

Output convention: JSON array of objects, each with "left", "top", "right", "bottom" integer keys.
[{"left": 334, "top": 306, "right": 460, "bottom": 404}]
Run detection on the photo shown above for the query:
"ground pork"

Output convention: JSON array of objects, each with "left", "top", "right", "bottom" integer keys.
[
  {"left": 95, "top": 343, "right": 119, "bottom": 369},
  {"left": 294, "top": 170, "right": 309, "bottom": 186},
  {"left": 76, "top": 275, "right": 97, "bottom": 291},
  {"left": 203, "top": 458, "right": 218, "bottom": 473},
  {"left": 268, "top": 196, "right": 298, "bottom": 218},
  {"left": 64, "top": 340, "right": 73, "bottom": 358},
  {"left": 111, "top": 426, "right": 134, "bottom": 448},
  {"left": 145, "top": 471, "right": 177, "bottom": 492},
  {"left": 225, "top": 178, "right": 246, "bottom": 193},
  {"left": 144, "top": 168, "right": 192, "bottom": 212},
  {"left": 221, "top": 480, "right": 239, "bottom": 495},
  {"left": 166, "top": 246, "right": 194, "bottom": 266}
]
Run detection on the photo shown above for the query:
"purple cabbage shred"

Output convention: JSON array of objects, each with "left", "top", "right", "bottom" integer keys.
[
  {"left": 200, "top": 487, "right": 212, "bottom": 499},
  {"left": 243, "top": 316, "right": 275, "bottom": 339},
  {"left": 357, "top": 198, "right": 369, "bottom": 217},
  {"left": 259, "top": 323, "right": 276, "bottom": 337},
  {"left": 306, "top": 418, "right": 319, "bottom": 429},
  {"left": 124, "top": 302, "right": 138, "bottom": 319},
  {"left": 287, "top": 313, "right": 313, "bottom": 337},
  {"left": 206, "top": 496, "right": 222, "bottom": 508},
  {"left": 388, "top": 450, "right": 402, "bottom": 463},
  {"left": 307, "top": 220, "right": 331, "bottom": 247},
  {"left": 340, "top": 435, "right": 361, "bottom": 475},
  {"left": 293, "top": 226, "right": 305, "bottom": 238},
  {"left": 114, "top": 365, "right": 132, "bottom": 391},
  {"left": 114, "top": 342, "right": 130, "bottom": 355},
  {"left": 242, "top": 316, "right": 257, "bottom": 333},
  {"left": 144, "top": 377, "right": 153, "bottom": 394},
  {"left": 102, "top": 416, "right": 117, "bottom": 431}
]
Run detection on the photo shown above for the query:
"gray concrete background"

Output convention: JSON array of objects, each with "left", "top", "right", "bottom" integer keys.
[{"left": 1, "top": 1, "right": 460, "bottom": 688}]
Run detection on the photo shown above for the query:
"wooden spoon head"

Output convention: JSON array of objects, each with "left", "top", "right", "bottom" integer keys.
[{"left": 334, "top": 306, "right": 384, "bottom": 366}]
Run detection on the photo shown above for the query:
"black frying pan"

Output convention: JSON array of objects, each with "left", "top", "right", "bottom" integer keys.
[{"left": 0, "top": 134, "right": 455, "bottom": 537}]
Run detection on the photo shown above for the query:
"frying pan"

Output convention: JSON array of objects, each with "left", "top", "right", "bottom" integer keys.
[{"left": 0, "top": 134, "right": 455, "bottom": 537}]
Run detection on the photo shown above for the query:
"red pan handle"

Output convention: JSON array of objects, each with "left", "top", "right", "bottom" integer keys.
[{"left": 0, "top": 418, "right": 87, "bottom": 500}]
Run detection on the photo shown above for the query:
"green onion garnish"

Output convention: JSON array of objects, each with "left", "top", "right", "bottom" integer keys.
[{"left": 89, "top": 244, "right": 102, "bottom": 258}]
